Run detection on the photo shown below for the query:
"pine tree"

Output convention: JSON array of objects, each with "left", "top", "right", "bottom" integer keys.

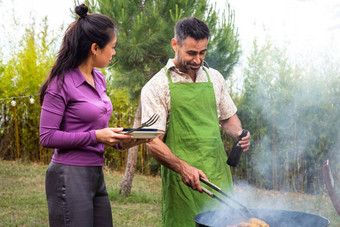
[{"left": 82, "top": 0, "right": 240, "bottom": 100}]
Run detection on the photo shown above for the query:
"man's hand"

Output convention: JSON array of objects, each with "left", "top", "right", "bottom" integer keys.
[
  {"left": 178, "top": 162, "right": 207, "bottom": 193},
  {"left": 238, "top": 130, "right": 251, "bottom": 152},
  {"left": 146, "top": 136, "right": 208, "bottom": 192},
  {"left": 221, "top": 114, "right": 251, "bottom": 152}
]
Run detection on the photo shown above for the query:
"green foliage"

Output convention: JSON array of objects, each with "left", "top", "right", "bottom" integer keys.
[
  {"left": 205, "top": 3, "right": 241, "bottom": 79},
  {"left": 0, "top": 17, "right": 57, "bottom": 162},
  {"left": 81, "top": 0, "right": 240, "bottom": 101},
  {"left": 236, "top": 39, "right": 340, "bottom": 193}
]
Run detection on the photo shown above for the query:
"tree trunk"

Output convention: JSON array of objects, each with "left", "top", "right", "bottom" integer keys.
[
  {"left": 119, "top": 146, "right": 139, "bottom": 197},
  {"left": 13, "top": 106, "right": 20, "bottom": 160},
  {"left": 322, "top": 160, "right": 340, "bottom": 216},
  {"left": 119, "top": 102, "right": 142, "bottom": 197},
  {"left": 284, "top": 149, "right": 289, "bottom": 191},
  {"left": 245, "top": 145, "right": 249, "bottom": 183},
  {"left": 272, "top": 125, "right": 278, "bottom": 190},
  {"left": 257, "top": 120, "right": 262, "bottom": 188},
  {"left": 292, "top": 114, "right": 297, "bottom": 192},
  {"left": 292, "top": 74, "right": 297, "bottom": 192},
  {"left": 141, "top": 144, "right": 144, "bottom": 174},
  {"left": 299, "top": 158, "right": 305, "bottom": 192}
]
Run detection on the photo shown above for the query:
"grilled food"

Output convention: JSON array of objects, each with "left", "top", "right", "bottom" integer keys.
[
  {"left": 237, "top": 223, "right": 260, "bottom": 227},
  {"left": 235, "top": 217, "right": 269, "bottom": 227},
  {"left": 249, "top": 218, "right": 269, "bottom": 227}
]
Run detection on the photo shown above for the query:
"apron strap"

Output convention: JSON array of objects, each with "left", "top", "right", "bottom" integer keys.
[
  {"left": 164, "top": 66, "right": 173, "bottom": 84},
  {"left": 164, "top": 66, "right": 211, "bottom": 83},
  {"left": 203, "top": 67, "right": 211, "bottom": 82}
]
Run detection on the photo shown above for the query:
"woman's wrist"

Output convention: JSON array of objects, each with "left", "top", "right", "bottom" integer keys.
[{"left": 95, "top": 129, "right": 103, "bottom": 143}]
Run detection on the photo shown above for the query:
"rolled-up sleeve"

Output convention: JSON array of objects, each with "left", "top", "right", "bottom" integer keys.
[
  {"left": 140, "top": 75, "right": 169, "bottom": 132},
  {"left": 215, "top": 71, "right": 237, "bottom": 121}
]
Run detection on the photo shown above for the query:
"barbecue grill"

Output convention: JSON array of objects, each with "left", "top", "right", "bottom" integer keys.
[{"left": 195, "top": 208, "right": 330, "bottom": 227}]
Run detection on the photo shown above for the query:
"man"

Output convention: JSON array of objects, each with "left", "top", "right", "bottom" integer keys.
[{"left": 140, "top": 17, "right": 251, "bottom": 226}]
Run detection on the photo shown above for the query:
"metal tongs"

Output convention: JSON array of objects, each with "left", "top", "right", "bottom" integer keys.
[{"left": 200, "top": 177, "right": 253, "bottom": 218}]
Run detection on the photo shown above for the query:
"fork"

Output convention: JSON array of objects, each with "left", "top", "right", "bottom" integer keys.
[{"left": 125, "top": 114, "right": 160, "bottom": 134}]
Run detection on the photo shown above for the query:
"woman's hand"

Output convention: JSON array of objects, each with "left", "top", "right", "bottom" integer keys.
[
  {"left": 95, "top": 128, "right": 132, "bottom": 146},
  {"left": 95, "top": 128, "right": 152, "bottom": 149}
]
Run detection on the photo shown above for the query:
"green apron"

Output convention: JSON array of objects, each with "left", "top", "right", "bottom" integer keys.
[{"left": 162, "top": 66, "right": 234, "bottom": 227}]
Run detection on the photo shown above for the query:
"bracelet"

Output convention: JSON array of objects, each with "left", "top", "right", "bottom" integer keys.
[{"left": 113, "top": 143, "right": 122, "bottom": 150}]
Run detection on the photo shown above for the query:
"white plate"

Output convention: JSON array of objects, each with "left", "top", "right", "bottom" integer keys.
[{"left": 121, "top": 129, "right": 164, "bottom": 139}]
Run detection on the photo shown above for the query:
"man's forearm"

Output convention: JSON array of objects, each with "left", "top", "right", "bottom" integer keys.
[
  {"left": 146, "top": 136, "right": 187, "bottom": 174},
  {"left": 221, "top": 114, "right": 243, "bottom": 139},
  {"left": 146, "top": 136, "right": 208, "bottom": 192},
  {"left": 221, "top": 114, "right": 251, "bottom": 152}
]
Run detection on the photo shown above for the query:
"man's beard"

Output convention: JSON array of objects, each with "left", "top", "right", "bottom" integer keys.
[{"left": 177, "top": 52, "right": 202, "bottom": 74}]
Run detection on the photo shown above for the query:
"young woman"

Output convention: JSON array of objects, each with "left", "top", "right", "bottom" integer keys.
[{"left": 39, "top": 4, "right": 147, "bottom": 226}]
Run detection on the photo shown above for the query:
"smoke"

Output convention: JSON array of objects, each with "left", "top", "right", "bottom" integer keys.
[
  {"left": 206, "top": 40, "right": 340, "bottom": 226},
  {"left": 197, "top": 183, "right": 331, "bottom": 226},
  {"left": 238, "top": 40, "right": 340, "bottom": 193}
]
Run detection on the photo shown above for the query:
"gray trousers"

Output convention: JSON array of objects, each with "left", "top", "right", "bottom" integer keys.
[{"left": 45, "top": 162, "right": 113, "bottom": 227}]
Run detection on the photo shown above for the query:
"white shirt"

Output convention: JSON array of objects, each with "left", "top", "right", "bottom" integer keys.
[{"left": 137, "top": 59, "right": 237, "bottom": 131}]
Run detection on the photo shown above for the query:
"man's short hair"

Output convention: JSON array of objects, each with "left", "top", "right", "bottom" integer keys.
[{"left": 174, "top": 17, "right": 210, "bottom": 46}]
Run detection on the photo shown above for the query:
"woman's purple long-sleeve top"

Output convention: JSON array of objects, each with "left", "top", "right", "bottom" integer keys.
[{"left": 39, "top": 68, "right": 113, "bottom": 166}]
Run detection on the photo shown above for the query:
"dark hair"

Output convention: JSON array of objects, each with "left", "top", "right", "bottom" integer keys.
[
  {"left": 39, "top": 3, "right": 116, "bottom": 104},
  {"left": 174, "top": 17, "right": 210, "bottom": 46}
]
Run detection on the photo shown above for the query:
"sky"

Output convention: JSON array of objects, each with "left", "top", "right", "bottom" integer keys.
[
  {"left": 225, "top": 0, "right": 340, "bottom": 58},
  {"left": 1, "top": 0, "right": 340, "bottom": 65},
  {"left": 217, "top": 0, "right": 340, "bottom": 85},
  {"left": 0, "top": 0, "right": 74, "bottom": 57}
]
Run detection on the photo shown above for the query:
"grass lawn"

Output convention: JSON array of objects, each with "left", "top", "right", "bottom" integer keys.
[
  {"left": 0, "top": 160, "right": 162, "bottom": 227},
  {"left": 1, "top": 160, "right": 339, "bottom": 226}
]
